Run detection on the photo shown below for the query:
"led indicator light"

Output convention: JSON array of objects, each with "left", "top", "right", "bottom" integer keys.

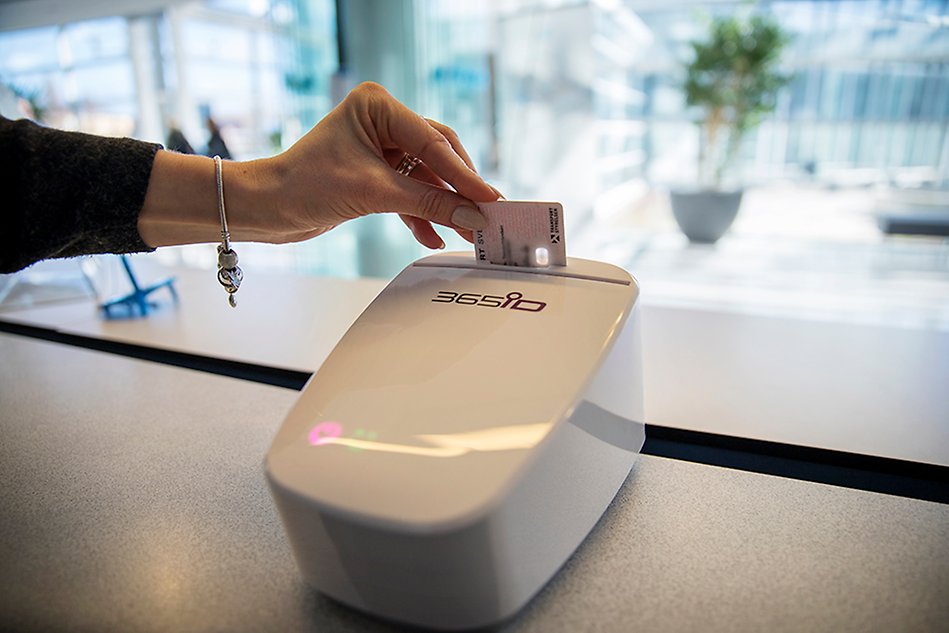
[
  {"left": 349, "top": 428, "right": 378, "bottom": 451},
  {"left": 309, "top": 421, "right": 343, "bottom": 446},
  {"left": 534, "top": 247, "right": 549, "bottom": 267}
]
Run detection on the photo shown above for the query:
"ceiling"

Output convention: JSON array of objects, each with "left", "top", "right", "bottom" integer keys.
[{"left": 0, "top": 0, "right": 192, "bottom": 32}]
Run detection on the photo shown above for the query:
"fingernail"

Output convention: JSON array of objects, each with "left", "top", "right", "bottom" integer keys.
[
  {"left": 436, "top": 236, "right": 446, "bottom": 249},
  {"left": 490, "top": 185, "right": 506, "bottom": 200},
  {"left": 451, "top": 205, "right": 486, "bottom": 231}
]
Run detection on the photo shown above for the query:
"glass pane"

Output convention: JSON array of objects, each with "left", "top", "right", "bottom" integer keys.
[
  {"left": 61, "top": 17, "right": 128, "bottom": 65},
  {"left": 0, "top": 27, "right": 58, "bottom": 73},
  {"left": 181, "top": 21, "right": 252, "bottom": 63}
]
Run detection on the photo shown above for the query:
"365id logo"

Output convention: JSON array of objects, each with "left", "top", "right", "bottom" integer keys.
[{"left": 431, "top": 290, "right": 546, "bottom": 313}]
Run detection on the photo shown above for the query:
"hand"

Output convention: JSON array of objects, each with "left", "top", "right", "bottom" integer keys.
[
  {"left": 139, "top": 82, "right": 499, "bottom": 250},
  {"left": 262, "top": 82, "right": 499, "bottom": 248}
]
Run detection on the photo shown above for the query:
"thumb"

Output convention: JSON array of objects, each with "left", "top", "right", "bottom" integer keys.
[{"left": 380, "top": 170, "right": 488, "bottom": 232}]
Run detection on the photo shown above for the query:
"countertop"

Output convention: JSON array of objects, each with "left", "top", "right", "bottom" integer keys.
[{"left": 1, "top": 333, "right": 946, "bottom": 632}]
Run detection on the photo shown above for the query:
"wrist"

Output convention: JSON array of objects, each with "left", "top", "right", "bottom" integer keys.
[
  {"left": 138, "top": 150, "right": 285, "bottom": 248},
  {"left": 220, "top": 157, "right": 284, "bottom": 242}
]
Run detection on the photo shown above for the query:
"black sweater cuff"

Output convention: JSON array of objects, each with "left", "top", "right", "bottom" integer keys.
[{"left": 0, "top": 116, "right": 162, "bottom": 273}]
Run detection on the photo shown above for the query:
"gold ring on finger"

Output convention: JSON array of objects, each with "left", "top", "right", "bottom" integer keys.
[{"left": 396, "top": 153, "right": 422, "bottom": 176}]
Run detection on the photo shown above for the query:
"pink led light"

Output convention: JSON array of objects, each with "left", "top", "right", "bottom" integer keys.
[{"left": 309, "top": 421, "right": 343, "bottom": 446}]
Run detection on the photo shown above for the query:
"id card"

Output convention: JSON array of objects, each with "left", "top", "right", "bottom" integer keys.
[{"left": 474, "top": 201, "right": 566, "bottom": 267}]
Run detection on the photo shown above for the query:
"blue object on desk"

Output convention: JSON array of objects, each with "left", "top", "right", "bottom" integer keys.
[{"left": 101, "top": 255, "right": 178, "bottom": 318}]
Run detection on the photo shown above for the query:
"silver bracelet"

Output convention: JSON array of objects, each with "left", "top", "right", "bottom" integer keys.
[{"left": 214, "top": 155, "right": 242, "bottom": 307}]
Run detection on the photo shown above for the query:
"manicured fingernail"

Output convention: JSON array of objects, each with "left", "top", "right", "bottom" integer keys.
[
  {"left": 436, "top": 236, "right": 446, "bottom": 249},
  {"left": 490, "top": 185, "right": 506, "bottom": 200},
  {"left": 451, "top": 205, "right": 486, "bottom": 231}
]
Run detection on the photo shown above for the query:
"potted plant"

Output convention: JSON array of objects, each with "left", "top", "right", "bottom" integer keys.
[{"left": 670, "top": 14, "right": 790, "bottom": 243}]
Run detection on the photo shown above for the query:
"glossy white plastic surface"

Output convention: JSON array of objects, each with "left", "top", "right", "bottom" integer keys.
[{"left": 266, "top": 252, "right": 644, "bottom": 629}]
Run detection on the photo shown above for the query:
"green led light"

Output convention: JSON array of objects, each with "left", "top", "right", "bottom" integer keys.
[{"left": 347, "top": 428, "right": 378, "bottom": 452}]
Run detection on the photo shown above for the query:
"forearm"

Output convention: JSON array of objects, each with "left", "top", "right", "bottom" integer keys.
[{"left": 137, "top": 150, "right": 284, "bottom": 248}]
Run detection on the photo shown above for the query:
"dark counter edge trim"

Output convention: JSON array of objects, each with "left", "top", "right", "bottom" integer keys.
[
  {"left": 645, "top": 426, "right": 948, "bottom": 504},
  {"left": 2, "top": 319, "right": 946, "bottom": 504},
  {"left": 0, "top": 320, "right": 311, "bottom": 391}
]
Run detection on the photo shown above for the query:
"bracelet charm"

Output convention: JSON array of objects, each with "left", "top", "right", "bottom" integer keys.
[{"left": 217, "top": 244, "right": 242, "bottom": 307}]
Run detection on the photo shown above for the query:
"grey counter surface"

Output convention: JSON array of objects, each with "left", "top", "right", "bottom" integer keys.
[{"left": 1, "top": 333, "right": 947, "bottom": 632}]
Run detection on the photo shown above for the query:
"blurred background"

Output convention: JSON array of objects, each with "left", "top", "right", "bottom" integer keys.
[{"left": 1, "top": 0, "right": 947, "bottom": 328}]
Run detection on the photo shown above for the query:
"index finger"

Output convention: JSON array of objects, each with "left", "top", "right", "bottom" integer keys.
[
  {"left": 426, "top": 118, "right": 476, "bottom": 173},
  {"left": 369, "top": 89, "right": 497, "bottom": 203}
]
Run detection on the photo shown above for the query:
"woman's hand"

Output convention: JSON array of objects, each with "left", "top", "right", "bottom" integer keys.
[
  {"left": 263, "top": 82, "right": 499, "bottom": 248},
  {"left": 138, "top": 82, "right": 499, "bottom": 250}
]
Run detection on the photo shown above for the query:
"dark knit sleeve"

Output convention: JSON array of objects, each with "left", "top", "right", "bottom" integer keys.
[{"left": 0, "top": 116, "right": 162, "bottom": 273}]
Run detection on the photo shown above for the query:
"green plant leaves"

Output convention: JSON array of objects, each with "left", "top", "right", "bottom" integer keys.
[{"left": 683, "top": 14, "right": 792, "bottom": 186}]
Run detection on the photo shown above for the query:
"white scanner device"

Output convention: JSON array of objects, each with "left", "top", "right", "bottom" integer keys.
[{"left": 266, "top": 252, "right": 644, "bottom": 629}]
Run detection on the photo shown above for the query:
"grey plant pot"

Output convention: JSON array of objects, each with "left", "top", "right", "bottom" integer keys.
[{"left": 669, "top": 189, "right": 744, "bottom": 244}]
